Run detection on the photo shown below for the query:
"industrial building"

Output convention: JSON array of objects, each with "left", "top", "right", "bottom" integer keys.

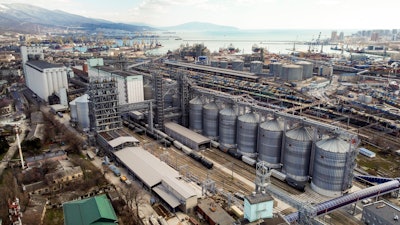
[
  {"left": 114, "top": 147, "right": 199, "bottom": 213},
  {"left": 88, "top": 66, "right": 144, "bottom": 105},
  {"left": 196, "top": 198, "right": 236, "bottom": 225},
  {"left": 244, "top": 192, "right": 274, "bottom": 222},
  {"left": 24, "top": 60, "right": 68, "bottom": 102},
  {"left": 96, "top": 129, "right": 140, "bottom": 152},
  {"left": 164, "top": 122, "right": 211, "bottom": 150},
  {"left": 361, "top": 201, "right": 400, "bottom": 225}
]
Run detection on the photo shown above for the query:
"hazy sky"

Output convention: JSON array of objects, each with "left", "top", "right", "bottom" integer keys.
[{"left": 2, "top": 0, "right": 398, "bottom": 29}]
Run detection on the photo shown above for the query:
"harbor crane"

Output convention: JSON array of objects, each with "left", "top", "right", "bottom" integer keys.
[{"left": 1, "top": 122, "right": 25, "bottom": 169}]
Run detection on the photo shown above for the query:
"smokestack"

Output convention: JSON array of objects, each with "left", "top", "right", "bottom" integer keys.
[{"left": 83, "top": 62, "right": 88, "bottom": 74}]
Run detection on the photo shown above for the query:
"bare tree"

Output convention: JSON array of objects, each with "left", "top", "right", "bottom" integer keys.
[{"left": 121, "top": 184, "right": 147, "bottom": 225}]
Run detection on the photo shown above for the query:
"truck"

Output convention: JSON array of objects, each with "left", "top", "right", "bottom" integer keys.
[
  {"left": 120, "top": 175, "right": 132, "bottom": 185},
  {"left": 109, "top": 165, "right": 121, "bottom": 176}
]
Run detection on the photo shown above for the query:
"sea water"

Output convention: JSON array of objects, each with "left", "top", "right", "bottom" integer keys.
[{"left": 145, "top": 29, "right": 357, "bottom": 55}]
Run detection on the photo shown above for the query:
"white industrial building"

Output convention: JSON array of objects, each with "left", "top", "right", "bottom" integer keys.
[
  {"left": 88, "top": 65, "right": 144, "bottom": 105},
  {"left": 21, "top": 46, "right": 68, "bottom": 102},
  {"left": 69, "top": 94, "right": 90, "bottom": 129},
  {"left": 114, "top": 147, "right": 199, "bottom": 213},
  {"left": 24, "top": 61, "right": 68, "bottom": 101}
]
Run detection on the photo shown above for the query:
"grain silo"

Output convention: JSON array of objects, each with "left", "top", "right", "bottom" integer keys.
[
  {"left": 210, "top": 60, "right": 219, "bottom": 68},
  {"left": 257, "top": 118, "right": 284, "bottom": 168},
  {"left": 237, "top": 112, "right": 259, "bottom": 158},
  {"left": 189, "top": 96, "right": 203, "bottom": 132},
  {"left": 202, "top": 101, "right": 219, "bottom": 139},
  {"left": 282, "top": 126, "right": 313, "bottom": 182},
  {"left": 76, "top": 94, "right": 90, "bottom": 129},
  {"left": 69, "top": 99, "right": 77, "bottom": 122},
  {"left": 250, "top": 61, "right": 263, "bottom": 74},
  {"left": 219, "top": 105, "right": 237, "bottom": 150},
  {"left": 281, "top": 64, "right": 303, "bottom": 81},
  {"left": 311, "top": 137, "right": 356, "bottom": 197},
  {"left": 270, "top": 62, "right": 282, "bottom": 79},
  {"left": 232, "top": 60, "right": 244, "bottom": 71},
  {"left": 295, "top": 61, "right": 313, "bottom": 79},
  {"left": 220, "top": 61, "right": 228, "bottom": 69}
]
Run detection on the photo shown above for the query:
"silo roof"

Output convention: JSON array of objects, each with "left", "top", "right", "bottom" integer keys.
[
  {"left": 260, "top": 119, "right": 283, "bottom": 131},
  {"left": 286, "top": 126, "right": 313, "bottom": 141},
  {"left": 203, "top": 101, "right": 219, "bottom": 109},
  {"left": 238, "top": 113, "right": 258, "bottom": 123},
  {"left": 283, "top": 64, "right": 302, "bottom": 69},
  {"left": 189, "top": 96, "right": 203, "bottom": 104},
  {"left": 220, "top": 107, "right": 236, "bottom": 116},
  {"left": 316, "top": 137, "right": 349, "bottom": 153}
]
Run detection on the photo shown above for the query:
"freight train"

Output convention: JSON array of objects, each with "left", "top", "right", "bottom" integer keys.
[{"left": 173, "top": 140, "right": 214, "bottom": 169}]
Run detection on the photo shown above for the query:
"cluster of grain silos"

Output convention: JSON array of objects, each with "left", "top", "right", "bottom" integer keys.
[
  {"left": 187, "top": 96, "right": 357, "bottom": 197},
  {"left": 270, "top": 61, "right": 314, "bottom": 81}
]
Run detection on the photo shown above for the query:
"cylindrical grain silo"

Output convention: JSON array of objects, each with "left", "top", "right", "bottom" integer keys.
[
  {"left": 295, "top": 61, "right": 313, "bottom": 79},
  {"left": 232, "top": 60, "right": 244, "bottom": 71},
  {"left": 202, "top": 101, "right": 219, "bottom": 139},
  {"left": 282, "top": 126, "right": 313, "bottom": 182},
  {"left": 76, "top": 94, "right": 90, "bottom": 129},
  {"left": 281, "top": 64, "right": 303, "bottom": 81},
  {"left": 237, "top": 112, "right": 258, "bottom": 158},
  {"left": 210, "top": 60, "right": 219, "bottom": 67},
  {"left": 219, "top": 105, "right": 237, "bottom": 150},
  {"left": 270, "top": 62, "right": 282, "bottom": 78},
  {"left": 311, "top": 137, "right": 353, "bottom": 197},
  {"left": 189, "top": 96, "right": 203, "bottom": 132},
  {"left": 257, "top": 118, "right": 284, "bottom": 168},
  {"left": 69, "top": 99, "right": 77, "bottom": 122},
  {"left": 250, "top": 61, "right": 263, "bottom": 74},
  {"left": 220, "top": 61, "right": 228, "bottom": 69}
]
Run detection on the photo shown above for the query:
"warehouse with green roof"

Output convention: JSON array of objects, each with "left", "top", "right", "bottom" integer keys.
[{"left": 63, "top": 194, "right": 118, "bottom": 225}]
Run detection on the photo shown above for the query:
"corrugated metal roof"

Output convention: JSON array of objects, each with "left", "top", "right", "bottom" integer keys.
[
  {"left": 286, "top": 126, "right": 313, "bottom": 141},
  {"left": 203, "top": 101, "right": 218, "bottom": 110},
  {"left": 108, "top": 136, "right": 139, "bottom": 148},
  {"left": 238, "top": 112, "right": 258, "bottom": 123},
  {"left": 165, "top": 122, "right": 210, "bottom": 144},
  {"left": 114, "top": 147, "right": 179, "bottom": 187},
  {"left": 316, "top": 137, "right": 349, "bottom": 153},
  {"left": 162, "top": 176, "right": 197, "bottom": 199},
  {"left": 189, "top": 96, "right": 203, "bottom": 104},
  {"left": 63, "top": 194, "right": 117, "bottom": 225},
  {"left": 152, "top": 185, "right": 181, "bottom": 208},
  {"left": 259, "top": 119, "right": 283, "bottom": 131}
]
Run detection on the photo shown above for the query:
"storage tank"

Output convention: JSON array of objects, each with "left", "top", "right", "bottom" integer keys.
[
  {"left": 295, "top": 61, "right": 313, "bottom": 79},
  {"left": 250, "top": 61, "right": 263, "bottom": 74},
  {"left": 311, "top": 137, "right": 353, "bottom": 197},
  {"left": 219, "top": 105, "right": 237, "bottom": 150},
  {"left": 270, "top": 62, "right": 282, "bottom": 78},
  {"left": 69, "top": 99, "right": 77, "bottom": 122},
  {"left": 237, "top": 112, "right": 258, "bottom": 158},
  {"left": 202, "top": 101, "right": 219, "bottom": 139},
  {"left": 210, "top": 60, "right": 219, "bottom": 68},
  {"left": 220, "top": 61, "right": 228, "bottom": 69},
  {"left": 281, "top": 64, "right": 303, "bottom": 81},
  {"left": 143, "top": 84, "right": 153, "bottom": 100},
  {"left": 76, "top": 94, "right": 90, "bottom": 129},
  {"left": 232, "top": 60, "right": 244, "bottom": 71},
  {"left": 358, "top": 94, "right": 365, "bottom": 102},
  {"left": 257, "top": 118, "right": 284, "bottom": 168},
  {"left": 189, "top": 96, "right": 203, "bottom": 132},
  {"left": 364, "top": 95, "right": 372, "bottom": 104},
  {"left": 282, "top": 126, "right": 313, "bottom": 182}
]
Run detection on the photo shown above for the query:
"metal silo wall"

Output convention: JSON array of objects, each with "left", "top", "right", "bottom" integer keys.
[
  {"left": 257, "top": 119, "right": 283, "bottom": 168},
  {"left": 250, "top": 61, "right": 263, "bottom": 74},
  {"left": 202, "top": 101, "right": 219, "bottom": 139},
  {"left": 296, "top": 61, "right": 313, "bottom": 79},
  {"left": 281, "top": 65, "right": 303, "bottom": 81},
  {"left": 232, "top": 60, "right": 244, "bottom": 71},
  {"left": 219, "top": 106, "right": 237, "bottom": 149},
  {"left": 270, "top": 62, "right": 282, "bottom": 77},
  {"left": 282, "top": 126, "right": 313, "bottom": 182},
  {"left": 237, "top": 113, "right": 258, "bottom": 157},
  {"left": 189, "top": 97, "right": 203, "bottom": 132},
  {"left": 311, "top": 137, "right": 349, "bottom": 196}
]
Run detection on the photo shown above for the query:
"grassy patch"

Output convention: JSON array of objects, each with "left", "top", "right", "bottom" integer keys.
[{"left": 43, "top": 208, "right": 64, "bottom": 225}]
